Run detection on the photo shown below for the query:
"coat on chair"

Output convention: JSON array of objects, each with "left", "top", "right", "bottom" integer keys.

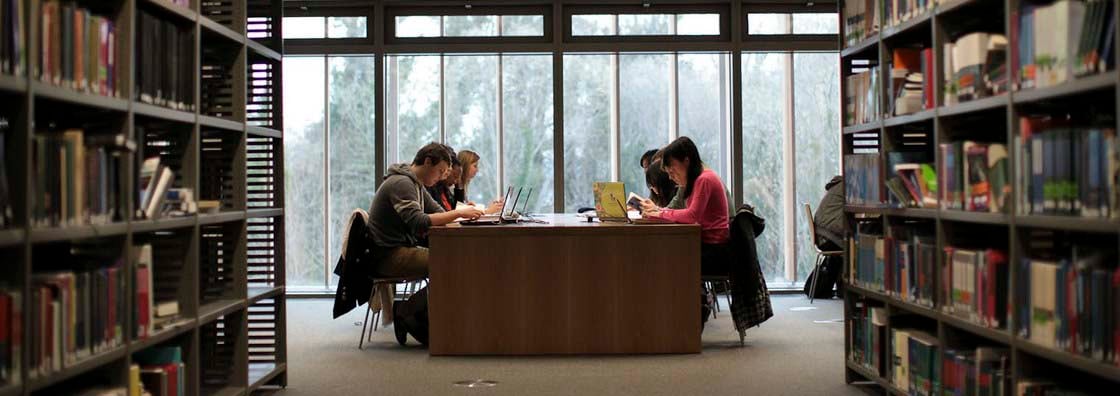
[
  {"left": 332, "top": 209, "right": 386, "bottom": 319},
  {"left": 728, "top": 204, "right": 774, "bottom": 333}
]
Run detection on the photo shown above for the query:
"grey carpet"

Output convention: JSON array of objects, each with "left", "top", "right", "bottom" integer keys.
[{"left": 278, "top": 295, "right": 873, "bottom": 396}]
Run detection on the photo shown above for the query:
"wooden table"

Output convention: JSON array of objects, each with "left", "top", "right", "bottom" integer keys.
[{"left": 427, "top": 213, "right": 701, "bottom": 355}]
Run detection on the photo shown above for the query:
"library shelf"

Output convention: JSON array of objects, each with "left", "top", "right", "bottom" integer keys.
[
  {"left": 1014, "top": 339, "right": 1120, "bottom": 383},
  {"left": 938, "top": 94, "right": 1009, "bottom": 118},
  {"left": 207, "top": 386, "right": 246, "bottom": 396},
  {"left": 199, "top": 211, "right": 247, "bottom": 225},
  {"left": 29, "top": 222, "right": 130, "bottom": 243},
  {"left": 0, "top": 228, "right": 24, "bottom": 248},
  {"left": 934, "top": 0, "right": 981, "bottom": 16},
  {"left": 26, "top": 346, "right": 129, "bottom": 392},
  {"left": 937, "top": 313, "right": 1011, "bottom": 345},
  {"left": 841, "top": 35, "right": 879, "bottom": 59},
  {"left": 200, "top": 299, "right": 248, "bottom": 325},
  {"left": 880, "top": 12, "right": 932, "bottom": 42},
  {"left": 1014, "top": 214, "right": 1119, "bottom": 233},
  {"left": 0, "top": 73, "right": 27, "bottom": 94},
  {"left": 1012, "top": 71, "right": 1118, "bottom": 105},
  {"left": 30, "top": 81, "right": 130, "bottom": 112},
  {"left": 881, "top": 207, "right": 938, "bottom": 219},
  {"left": 842, "top": 121, "right": 882, "bottom": 135},
  {"left": 843, "top": 205, "right": 889, "bottom": 215},
  {"left": 200, "top": 115, "right": 247, "bottom": 132},
  {"left": 248, "top": 362, "right": 286, "bottom": 392},
  {"left": 140, "top": 0, "right": 198, "bottom": 23},
  {"left": 248, "top": 286, "right": 285, "bottom": 304},
  {"left": 133, "top": 101, "right": 196, "bottom": 124},
  {"left": 0, "top": 384, "right": 19, "bottom": 396},
  {"left": 848, "top": 283, "right": 939, "bottom": 319},
  {"left": 130, "top": 318, "right": 198, "bottom": 353},
  {"left": 247, "top": 40, "right": 283, "bottom": 62},
  {"left": 200, "top": 16, "right": 246, "bottom": 45},
  {"left": 846, "top": 360, "right": 906, "bottom": 396},
  {"left": 883, "top": 109, "right": 936, "bottom": 128},
  {"left": 247, "top": 125, "right": 282, "bottom": 139},
  {"left": 131, "top": 216, "right": 199, "bottom": 234},
  {"left": 247, "top": 208, "right": 283, "bottom": 219},
  {"left": 938, "top": 210, "right": 1009, "bottom": 225}
]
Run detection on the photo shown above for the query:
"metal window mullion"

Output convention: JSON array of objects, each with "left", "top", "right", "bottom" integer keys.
[
  {"left": 670, "top": 52, "right": 679, "bottom": 142},
  {"left": 782, "top": 51, "right": 796, "bottom": 285},
  {"left": 610, "top": 53, "right": 621, "bottom": 182},
  {"left": 440, "top": 54, "right": 446, "bottom": 144},
  {"left": 322, "top": 56, "right": 331, "bottom": 290},
  {"left": 497, "top": 54, "right": 505, "bottom": 200}
]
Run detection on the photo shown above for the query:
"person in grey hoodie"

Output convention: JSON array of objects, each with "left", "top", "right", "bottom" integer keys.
[{"left": 367, "top": 142, "right": 484, "bottom": 279}]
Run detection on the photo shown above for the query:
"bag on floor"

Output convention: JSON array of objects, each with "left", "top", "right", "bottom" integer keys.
[{"left": 803, "top": 255, "right": 842, "bottom": 299}]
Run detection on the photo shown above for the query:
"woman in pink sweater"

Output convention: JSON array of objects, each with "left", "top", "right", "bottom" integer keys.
[{"left": 644, "top": 137, "right": 731, "bottom": 275}]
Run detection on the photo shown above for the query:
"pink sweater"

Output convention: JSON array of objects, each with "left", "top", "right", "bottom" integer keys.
[{"left": 655, "top": 169, "right": 730, "bottom": 244}]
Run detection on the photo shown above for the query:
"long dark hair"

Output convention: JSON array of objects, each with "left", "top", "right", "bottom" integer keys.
[
  {"left": 645, "top": 159, "right": 677, "bottom": 207},
  {"left": 661, "top": 136, "right": 705, "bottom": 198}
]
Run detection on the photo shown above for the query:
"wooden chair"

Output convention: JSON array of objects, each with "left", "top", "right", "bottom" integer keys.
[
  {"left": 358, "top": 276, "right": 426, "bottom": 349},
  {"left": 803, "top": 203, "right": 844, "bottom": 303}
]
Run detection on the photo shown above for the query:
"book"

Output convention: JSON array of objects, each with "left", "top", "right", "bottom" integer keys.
[
  {"left": 32, "top": 127, "right": 133, "bottom": 227},
  {"left": 33, "top": 0, "right": 116, "bottom": 96},
  {"left": 844, "top": 67, "right": 881, "bottom": 126},
  {"left": 844, "top": 154, "right": 882, "bottom": 206},
  {"left": 144, "top": 167, "right": 175, "bottom": 220},
  {"left": 0, "top": 119, "right": 12, "bottom": 228},
  {"left": 134, "top": 244, "right": 153, "bottom": 339},
  {"left": 136, "top": 9, "right": 194, "bottom": 111}
]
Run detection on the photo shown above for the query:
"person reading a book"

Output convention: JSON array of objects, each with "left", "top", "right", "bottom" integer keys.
[
  {"left": 641, "top": 137, "right": 731, "bottom": 326},
  {"left": 640, "top": 149, "right": 659, "bottom": 170},
  {"left": 426, "top": 145, "right": 461, "bottom": 212},
  {"left": 644, "top": 159, "right": 678, "bottom": 208},
  {"left": 366, "top": 142, "right": 484, "bottom": 345},
  {"left": 455, "top": 150, "right": 504, "bottom": 214}
]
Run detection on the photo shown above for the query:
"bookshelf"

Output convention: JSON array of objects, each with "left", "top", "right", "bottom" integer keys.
[
  {"left": 841, "top": 0, "right": 1120, "bottom": 394},
  {"left": 0, "top": 0, "right": 286, "bottom": 395}
]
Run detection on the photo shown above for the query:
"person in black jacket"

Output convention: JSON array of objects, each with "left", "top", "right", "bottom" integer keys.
[
  {"left": 805, "top": 176, "right": 845, "bottom": 299},
  {"left": 426, "top": 145, "right": 460, "bottom": 212}
]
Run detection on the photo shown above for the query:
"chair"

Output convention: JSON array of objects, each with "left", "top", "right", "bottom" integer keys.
[
  {"left": 803, "top": 203, "right": 844, "bottom": 303},
  {"left": 702, "top": 276, "right": 732, "bottom": 317},
  {"left": 358, "top": 276, "right": 427, "bottom": 349}
]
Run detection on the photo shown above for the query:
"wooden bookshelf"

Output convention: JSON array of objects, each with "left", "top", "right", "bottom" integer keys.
[
  {"left": 0, "top": 0, "right": 286, "bottom": 394},
  {"left": 840, "top": 0, "right": 1120, "bottom": 393}
]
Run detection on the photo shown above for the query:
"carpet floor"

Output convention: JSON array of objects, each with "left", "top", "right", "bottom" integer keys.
[{"left": 276, "top": 294, "right": 875, "bottom": 396}]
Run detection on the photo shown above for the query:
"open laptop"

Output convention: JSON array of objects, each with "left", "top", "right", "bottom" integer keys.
[
  {"left": 459, "top": 187, "right": 513, "bottom": 225},
  {"left": 592, "top": 182, "right": 632, "bottom": 223}
]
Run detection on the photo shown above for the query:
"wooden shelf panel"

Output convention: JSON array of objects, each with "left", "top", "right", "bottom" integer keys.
[
  {"left": 938, "top": 312, "right": 1011, "bottom": 344},
  {"left": 26, "top": 346, "right": 128, "bottom": 391},
  {"left": 880, "top": 12, "right": 932, "bottom": 42},
  {"left": 200, "top": 16, "right": 246, "bottom": 45},
  {"left": 200, "top": 115, "right": 246, "bottom": 132},
  {"left": 846, "top": 360, "right": 905, "bottom": 396},
  {"left": 247, "top": 362, "right": 286, "bottom": 392},
  {"left": 200, "top": 299, "right": 247, "bottom": 325},
  {"left": 131, "top": 216, "right": 199, "bottom": 234},
  {"left": 247, "top": 208, "right": 283, "bottom": 219},
  {"left": 31, "top": 81, "right": 129, "bottom": 112},
  {"left": 29, "top": 222, "right": 130, "bottom": 243},
  {"left": 935, "top": 0, "right": 982, "bottom": 16},
  {"left": 0, "top": 228, "right": 25, "bottom": 248},
  {"left": 938, "top": 210, "right": 1009, "bottom": 225},
  {"left": 133, "top": 101, "right": 196, "bottom": 124},
  {"left": 248, "top": 286, "right": 284, "bottom": 304},
  {"left": 842, "top": 121, "right": 882, "bottom": 135},
  {"left": 247, "top": 125, "right": 282, "bottom": 139},
  {"left": 938, "top": 94, "right": 1009, "bottom": 118},
  {"left": 199, "top": 211, "right": 247, "bottom": 225},
  {"left": 247, "top": 40, "right": 282, "bottom": 62},
  {"left": 207, "top": 386, "right": 246, "bottom": 396},
  {"left": 1012, "top": 72, "right": 1118, "bottom": 104},
  {"left": 882, "top": 207, "right": 938, "bottom": 219},
  {"left": 883, "top": 109, "right": 935, "bottom": 128},
  {"left": 130, "top": 318, "right": 198, "bottom": 353},
  {"left": 1014, "top": 214, "right": 1119, "bottom": 233},
  {"left": 841, "top": 35, "right": 879, "bottom": 59},
  {"left": 0, "top": 73, "right": 27, "bottom": 94},
  {"left": 140, "top": 0, "right": 198, "bottom": 23},
  {"left": 1014, "top": 339, "right": 1120, "bottom": 383}
]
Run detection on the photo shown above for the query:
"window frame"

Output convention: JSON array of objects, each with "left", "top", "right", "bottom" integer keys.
[
  {"left": 384, "top": 5, "right": 555, "bottom": 44},
  {"left": 563, "top": 4, "right": 732, "bottom": 43}
]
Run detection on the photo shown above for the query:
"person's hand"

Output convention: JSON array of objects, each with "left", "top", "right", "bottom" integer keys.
[
  {"left": 643, "top": 208, "right": 662, "bottom": 218},
  {"left": 485, "top": 199, "right": 505, "bottom": 214},
  {"left": 457, "top": 207, "right": 484, "bottom": 220},
  {"left": 639, "top": 199, "right": 659, "bottom": 214}
]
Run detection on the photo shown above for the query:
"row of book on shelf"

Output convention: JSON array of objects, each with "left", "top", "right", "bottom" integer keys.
[
  {"left": 0, "top": 242, "right": 182, "bottom": 388},
  {"left": 939, "top": 141, "right": 1012, "bottom": 213},
  {"left": 850, "top": 229, "right": 1010, "bottom": 330},
  {"left": 844, "top": 65, "right": 882, "bottom": 126},
  {"left": 1017, "top": 117, "right": 1120, "bottom": 218},
  {"left": 136, "top": 8, "right": 194, "bottom": 112},
  {"left": 38, "top": 345, "right": 187, "bottom": 396},
  {"left": 0, "top": 0, "right": 25, "bottom": 76},
  {"left": 33, "top": 0, "right": 120, "bottom": 97},
  {"left": 0, "top": 118, "right": 14, "bottom": 229},
  {"left": 1014, "top": 0, "right": 1116, "bottom": 91}
]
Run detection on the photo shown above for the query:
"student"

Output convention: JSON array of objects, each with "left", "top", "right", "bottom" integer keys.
[
  {"left": 644, "top": 159, "right": 678, "bottom": 208},
  {"left": 645, "top": 150, "right": 735, "bottom": 217},
  {"left": 642, "top": 137, "right": 730, "bottom": 326},
  {"left": 366, "top": 142, "right": 484, "bottom": 345},
  {"left": 455, "top": 150, "right": 504, "bottom": 214},
  {"left": 426, "top": 145, "right": 460, "bottom": 212},
  {"left": 640, "top": 149, "right": 659, "bottom": 170}
]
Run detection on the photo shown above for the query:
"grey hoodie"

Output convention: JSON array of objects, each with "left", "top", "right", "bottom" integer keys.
[{"left": 367, "top": 164, "right": 445, "bottom": 248}]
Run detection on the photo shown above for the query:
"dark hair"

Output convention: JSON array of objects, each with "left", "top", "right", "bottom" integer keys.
[
  {"left": 661, "top": 136, "right": 704, "bottom": 198},
  {"left": 645, "top": 159, "right": 677, "bottom": 207},
  {"left": 440, "top": 144, "right": 460, "bottom": 167},
  {"left": 640, "top": 149, "right": 659, "bottom": 168},
  {"left": 412, "top": 142, "right": 453, "bottom": 166}
]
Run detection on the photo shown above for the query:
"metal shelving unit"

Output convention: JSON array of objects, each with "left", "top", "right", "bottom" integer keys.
[
  {"left": 0, "top": 0, "right": 286, "bottom": 394},
  {"left": 840, "top": 0, "right": 1120, "bottom": 393}
]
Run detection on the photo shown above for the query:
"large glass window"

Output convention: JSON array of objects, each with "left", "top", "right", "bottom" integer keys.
[
  {"left": 282, "top": 57, "right": 327, "bottom": 289},
  {"left": 619, "top": 54, "right": 672, "bottom": 197},
  {"left": 327, "top": 57, "right": 377, "bottom": 288},
  {"left": 571, "top": 13, "right": 722, "bottom": 36},
  {"left": 386, "top": 55, "right": 440, "bottom": 165},
  {"left": 679, "top": 53, "right": 731, "bottom": 186},
  {"left": 282, "top": 16, "right": 369, "bottom": 39},
  {"left": 503, "top": 55, "right": 555, "bottom": 213},
  {"left": 562, "top": 54, "right": 613, "bottom": 212},
  {"left": 793, "top": 53, "right": 840, "bottom": 282},
  {"left": 742, "top": 52, "right": 789, "bottom": 283},
  {"left": 395, "top": 15, "right": 545, "bottom": 38},
  {"left": 444, "top": 55, "right": 499, "bottom": 203},
  {"left": 747, "top": 13, "right": 839, "bottom": 35}
]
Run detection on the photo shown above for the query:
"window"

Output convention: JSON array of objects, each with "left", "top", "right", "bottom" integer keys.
[
  {"left": 571, "top": 13, "right": 722, "bottom": 36},
  {"left": 503, "top": 55, "right": 555, "bottom": 213},
  {"left": 742, "top": 51, "right": 840, "bottom": 285},
  {"left": 444, "top": 55, "right": 499, "bottom": 202},
  {"left": 562, "top": 55, "right": 612, "bottom": 212},
  {"left": 394, "top": 15, "right": 545, "bottom": 38},
  {"left": 282, "top": 16, "right": 369, "bottom": 39},
  {"left": 678, "top": 53, "right": 731, "bottom": 186},
  {"left": 386, "top": 55, "right": 441, "bottom": 165},
  {"left": 282, "top": 56, "right": 377, "bottom": 290},
  {"left": 283, "top": 56, "right": 327, "bottom": 288},
  {"left": 619, "top": 54, "right": 672, "bottom": 195},
  {"left": 747, "top": 13, "right": 839, "bottom": 35}
]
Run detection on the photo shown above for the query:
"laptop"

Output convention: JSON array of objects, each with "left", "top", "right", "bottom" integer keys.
[
  {"left": 519, "top": 188, "right": 533, "bottom": 217},
  {"left": 592, "top": 182, "right": 632, "bottom": 223},
  {"left": 459, "top": 187, "right": 513, "bottom": 225}
]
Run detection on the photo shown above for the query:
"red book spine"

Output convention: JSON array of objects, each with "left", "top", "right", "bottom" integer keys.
[
  {"left": 136, "top": 266, "right": 150, "bottom": 338},
  {"left": 161, "top": 363, "right": 179, "bottom": 396},
  {"left": 922, "top": 48, "right": 935, "bottom": 109}
]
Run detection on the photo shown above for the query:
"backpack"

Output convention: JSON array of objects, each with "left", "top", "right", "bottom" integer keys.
[{"left": 803, "top": 254, "right": 842, "bottom": 299}]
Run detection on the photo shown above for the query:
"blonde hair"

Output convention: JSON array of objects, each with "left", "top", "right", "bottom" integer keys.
[{"left": 457, "top": 150, "right": 480, "bottom": 194}]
